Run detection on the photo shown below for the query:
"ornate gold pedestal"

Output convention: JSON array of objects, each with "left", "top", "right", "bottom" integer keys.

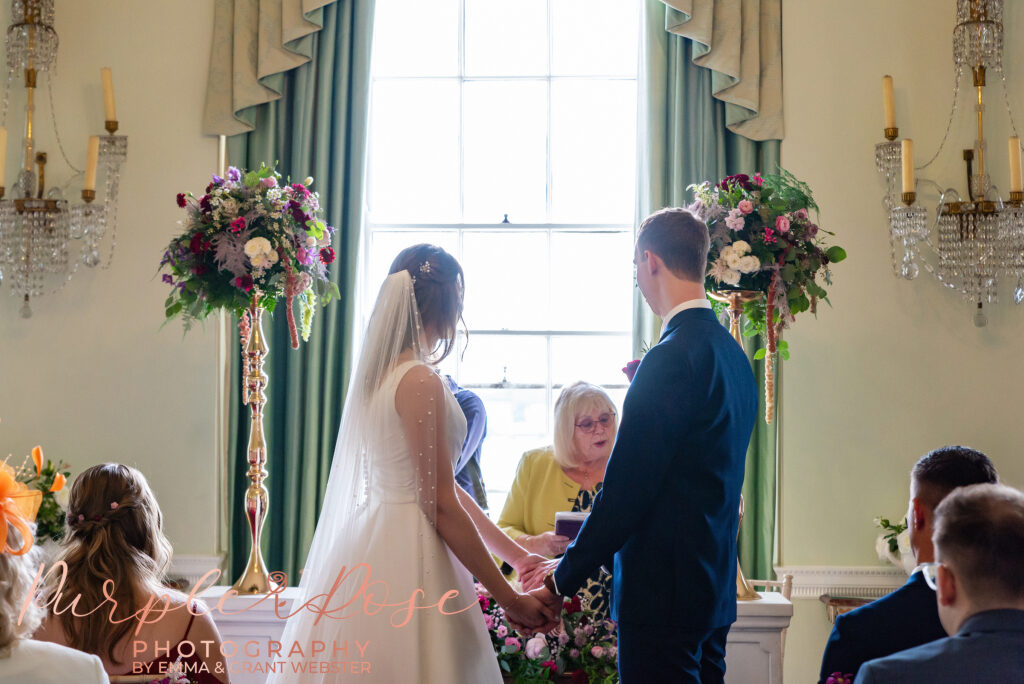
[
  {"left": 709, "top": 289, "right": 763, "bottom": 601},
  {"left": 232, "top": 294, "right": 278, "bottom": 594}
]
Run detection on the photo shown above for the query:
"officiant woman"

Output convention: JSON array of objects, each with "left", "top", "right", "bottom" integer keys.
[{"left": 498, "top": 381, "right": 616, "bottom": 620}]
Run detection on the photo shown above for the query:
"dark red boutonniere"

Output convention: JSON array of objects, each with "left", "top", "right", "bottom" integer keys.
[{"left": 622, "top": 359, "right": 640, "bottom": 382}]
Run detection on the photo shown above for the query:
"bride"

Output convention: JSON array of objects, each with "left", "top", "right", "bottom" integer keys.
[{"left": 268, "top": 244, "right": 556, "bottom": 683}]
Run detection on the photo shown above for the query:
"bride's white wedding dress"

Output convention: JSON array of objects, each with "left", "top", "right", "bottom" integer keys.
[{"left": 268, "top": 271, "right": 501, "bottom": 684}]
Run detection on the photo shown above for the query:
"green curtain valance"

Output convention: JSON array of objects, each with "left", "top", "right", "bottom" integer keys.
[
  {"left": 203, "top": 0, "right": 340, "bottom": 136},
  {"left": 660, "top": 0, "right": 783, "bottom": 141}
]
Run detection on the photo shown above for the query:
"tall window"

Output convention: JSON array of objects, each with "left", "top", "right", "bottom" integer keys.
[{"left": 363, "top": 0, "right": 640, "bottom": 513}]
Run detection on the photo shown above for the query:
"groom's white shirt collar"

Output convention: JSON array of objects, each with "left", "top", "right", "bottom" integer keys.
[{"left": 662, "top": 298, "right": 712, "bottom": 328}]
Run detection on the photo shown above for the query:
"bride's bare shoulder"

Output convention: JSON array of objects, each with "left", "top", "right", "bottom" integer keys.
[{"left": 394, "top": 364, "right": 443, "bottom": 414}]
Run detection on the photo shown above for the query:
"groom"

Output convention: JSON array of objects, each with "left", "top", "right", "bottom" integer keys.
[{"left": 535, "top": 208, "right": 758, "bottom": 682}]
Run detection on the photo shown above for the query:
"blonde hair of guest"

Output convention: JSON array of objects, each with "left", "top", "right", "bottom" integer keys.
[{"left": 552, "top": 381, "right": 618, "bottom": 469}]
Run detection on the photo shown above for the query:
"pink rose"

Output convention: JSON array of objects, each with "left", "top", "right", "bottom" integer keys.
[
  {"left": 738, "top": 199, "right": 754, "bottom": 214},
  {"left": 496, "top": 624, "right": 508, "bottom": 638},
  {"left": 775, "top": 215, "right": 791, "bottom": 233},
  {"left": 591, "top": 646, "right": 605, "bottom": 658},
  {"left": 261, "top": 176, "right": 278, "bottom": 188},
  {"left": 504, "top": 637, "right": 521, "bottom": 653},
  {"left": 525, "top": 635, "right": 547, "bottom": 659},
  {"left": 795, "top": 208, "right": 808, "bottom": 220}
]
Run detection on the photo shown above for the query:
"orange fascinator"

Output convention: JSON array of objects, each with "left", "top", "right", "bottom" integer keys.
[{"left": 0, "top": 461, "right": 42, "bottom": 555}]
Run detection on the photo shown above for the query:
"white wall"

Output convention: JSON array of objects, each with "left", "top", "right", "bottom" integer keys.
[
  {"left": 0, "top": 1, "right": 220, "bottom": 557},
  {"left": 781, "top": 1, "right": 1024, "bottom": 680}
]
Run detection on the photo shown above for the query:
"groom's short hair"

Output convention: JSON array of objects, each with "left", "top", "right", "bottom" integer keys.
[{"left": 636, "top": 208, "right": 710, "bottom": 283}]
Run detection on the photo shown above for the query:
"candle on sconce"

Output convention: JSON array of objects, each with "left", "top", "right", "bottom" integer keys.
[
  {"left": 882, "top": 75, "right": 896, "bottom": 129},
  {"left": 84, "top": 135, "right": 99, "bottom": 191},
  {"left": 0, "top": 126, "right": 6, "bottom": 188},
  {"left": 101, "top": 67, "right": 116, "bottom": 122},
  {"left": 1009, "top": 137, "right": 1022, "bottom": 193},
  {"left": 901, "top": 139, "right": 914, "bottom": 194}
]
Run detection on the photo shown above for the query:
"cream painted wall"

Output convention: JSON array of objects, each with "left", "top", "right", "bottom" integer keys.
[
  {"left": 781, "top": 1, "right": 1024, "bottom": 680},
  {"left": 0, "top": 1, "right": 220, "bottom": 557}
]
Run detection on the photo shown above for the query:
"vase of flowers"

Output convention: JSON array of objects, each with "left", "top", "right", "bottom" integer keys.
[
  {"left": 159, "top": 163, "right": 339, "bottom": 594},
  {"left": 690, "top": 170, "right": 846, "bottom": 423}
]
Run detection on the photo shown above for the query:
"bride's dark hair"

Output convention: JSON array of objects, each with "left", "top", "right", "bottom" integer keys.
[{"left": 389, "top": 244, "right": 465, "bottom": 363}]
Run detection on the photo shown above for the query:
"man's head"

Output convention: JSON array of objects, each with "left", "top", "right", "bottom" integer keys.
[
  {"left": 634, "top": 208, "right": 710, "bottom": 316},
  {"left": 907, "top": 446, "right": 997, "bottom": 563},
  {"left": 932, "top": 483, "right": 1024, "bottom": 634}
]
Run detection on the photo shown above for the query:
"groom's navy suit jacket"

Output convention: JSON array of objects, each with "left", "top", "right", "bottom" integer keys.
[{"left": 554, "top": 307, "right": 757, "bottom": 630}]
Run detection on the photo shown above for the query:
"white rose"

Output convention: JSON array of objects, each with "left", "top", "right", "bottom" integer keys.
[
  {"left": 305, "top": 236, "right": 318, "bottom": 248},
  {"left": 265, "top": 249, "right": 279, "bottom": 265},
  {"left": 738, "top": 255, "right": 760, "bottom": 273},
  {"left": 54, "top": 486, "right": 70, "bottom": 508},
  {"left": 725, "top": 251, "right": 742, "bottom": 269},
  {"left": 732, "top": 240, "right": 751, "bottom": 255},
  {"left": 721, "top": 269, "right": 741, "bottom": 286},
  {"left": 250, "top": 253, "right": 269, "bottom": 270},
  {"left": 524, "top": 635, "right": 547, "bottom": 659},
  {"left": 303, "top": 176, "right": 314, "bottom": 187},
  {"left": 244, "top": 237, "right": 272, "bottom": 257}
]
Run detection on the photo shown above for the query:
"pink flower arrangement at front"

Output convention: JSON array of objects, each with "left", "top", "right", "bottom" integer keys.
[
  {"left": 159, "top": 164, "right": 341, "bottom": 348},
  {"left": 476, "top": 584, "right": 619, "bottom": 682}
]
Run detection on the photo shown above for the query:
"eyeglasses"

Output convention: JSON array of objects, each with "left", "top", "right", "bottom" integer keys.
[
  {"left": 575, "top": 412, "right": 616, "bottom": 433},
  {"left": 918, "top": 562, "right": 943, "bottom": 591}
]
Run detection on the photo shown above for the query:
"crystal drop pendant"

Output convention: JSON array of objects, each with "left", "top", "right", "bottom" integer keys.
[{"left": 1015, "top": 284, "right": 1024, "bottom": 305}]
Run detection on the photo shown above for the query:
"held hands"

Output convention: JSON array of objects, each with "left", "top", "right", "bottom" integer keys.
[
  {"left": 522, "top": 531, "right": 571, "bottom": 557},
  {"left": 511, "top": 553, "right": 548, "bottom": 587},
  {"left": 503, "top": 592, "right": 561, "bottom": 636}
]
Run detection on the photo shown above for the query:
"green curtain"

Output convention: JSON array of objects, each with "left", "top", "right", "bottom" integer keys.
[
  {"left": 639, "top": 0, "right": 780, "bottom": 581},
  {"left": 224, "top": 0, "right": 374, "bottom": 584}
]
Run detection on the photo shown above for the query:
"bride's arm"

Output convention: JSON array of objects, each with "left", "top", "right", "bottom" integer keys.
[
  {"left": 396, "top": 366, "right": 520, "bottom": 608},
  {"left": 454, "top": 487, "right": 546, "bottom": 574}
]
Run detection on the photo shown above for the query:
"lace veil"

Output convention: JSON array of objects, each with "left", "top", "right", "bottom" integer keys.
[{"left": 294, "top": 269, "right": 439, "bottom": 592}]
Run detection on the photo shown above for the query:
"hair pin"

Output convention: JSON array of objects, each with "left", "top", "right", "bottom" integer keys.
[{"left": 419, "top": 261, "right": 432, "bottom": 274}]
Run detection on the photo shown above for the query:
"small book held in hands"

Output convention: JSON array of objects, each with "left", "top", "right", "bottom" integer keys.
[{"left": 554, "top": 511, "right": 588, "bottom": 540}]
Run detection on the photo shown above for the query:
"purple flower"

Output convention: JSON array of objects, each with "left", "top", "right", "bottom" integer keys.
[
  {"left": 211, "top": 174, "right": 224, "bottom": 185},
  {"left": 162, "top": 273, "right": 174, "bottom": 284},
  {"left": 795, "top": 208, "right": 808, "bottom": 220},
  {"left": 296, "top": 247, "right": 312, "bottom": 265},
  {"left": 227, "top": 167, "right": 242, "bottom": 182},
  {"left": 569, "top": 648, "right": 580, "bottom": 659}
]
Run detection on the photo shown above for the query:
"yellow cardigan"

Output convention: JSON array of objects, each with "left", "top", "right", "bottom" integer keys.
[{"left": 498, "top": 446, "right": 582, "bottom": 544}]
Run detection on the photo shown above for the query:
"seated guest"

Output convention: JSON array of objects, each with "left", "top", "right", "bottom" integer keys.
[
  {"left": 855, "top": 483, "right": 1024, "bottom": 683},
  {"left": 0, "top": 464, "right": 108, "bottom": 683},
  {"left": 34, "top": 464, "right": 229, "bottom": 683},
  {"left": 819, "top": 446, "right": 997, "bottom": 683},
  {"left": 499, "top": 381, "right": 616, "bottom": 619},
  {"left": 445, "top": 374, "right": 489, "bottom": 510}
]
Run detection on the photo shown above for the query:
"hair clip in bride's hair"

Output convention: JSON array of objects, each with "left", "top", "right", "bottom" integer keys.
[{"left": 419, "top": 260, "right": 432, "bottom": 274}]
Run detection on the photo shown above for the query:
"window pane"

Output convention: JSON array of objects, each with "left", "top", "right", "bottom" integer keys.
[
  {"left": 372, "top": 0, "right": 459, "bottom": 77},
  {"left": 463, "top": 81, "right": 548, "bottom": 223},
  {"left": 459, "top": 334, "right": 547, "bottom": 386},
  {"left": 472, "top": 387, "right": 550, "bottom": 507},
  {"left": 550, "top": 335, "right": 632, "bottom": 388},
  {"left": 550, "top": 79, "right": 637, "bottom": 223},
  {"left": 366, "top": 230, "right": 460, "bottom": 292},
  {"left": 465, "top": 0, "right": 547, "bottom": 77},
  {"left": 368, "top": 80, "right": 461, "bottom": 222},
  {"left": 551, "top": 0, "right": 639, "bottom": 76},
  {"left": 461, "top": 231, "right": 548, "bottom": 329},
  {"left": 549, "top": 231, "right": 633, "bottom": 331}
]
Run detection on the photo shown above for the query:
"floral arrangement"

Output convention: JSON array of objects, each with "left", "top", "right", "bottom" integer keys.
[
  {"left": 689, "top": 170, "right": 845, "bottom": 422},
  {"left": 874, "top": 514, "right": 914, "bottom": 574},
  {"left": 690, "top": 170, "right": 846, "bottom": 355},
  {"left": 3, "top": 445, "right": 69, "bottom": 543},
  {"left": 159, "top": 164, "right": 340, "bottom": 348},
  {"left": 825, "top": 673, "right": 854, "bottom": 684},
  {"left": 477, "top": 586, "right": 618, "bottom": 683}
]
